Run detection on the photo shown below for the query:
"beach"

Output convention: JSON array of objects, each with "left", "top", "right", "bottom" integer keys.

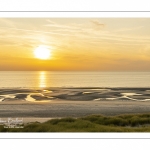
[
  {"left": 1, "top": 100, "right": 150, "bottom": 118},
  {"left": 0, "top": 88, "right": 150, "bottom": 123}
]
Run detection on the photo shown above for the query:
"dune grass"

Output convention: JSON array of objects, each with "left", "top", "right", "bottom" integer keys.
[{"left": 1, "top": 113, "right": 150, "bottom": 132}]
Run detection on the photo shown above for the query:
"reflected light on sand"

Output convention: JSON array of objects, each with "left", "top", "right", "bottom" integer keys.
[{"left": 39, "top": 71, "right": 47, "bottom": 88}]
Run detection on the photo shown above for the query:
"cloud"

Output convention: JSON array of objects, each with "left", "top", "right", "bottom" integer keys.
[
  {"left": 91, "top": 20, "right": 105, "bottom": 30},
  {"left": 0, "top": 27, "right": 67, "bottom": 37},
  {"left": 115, "top": 26, "right": 144, "bottom": 32},
  {"left": 1, "top": 19, "right": 150, "bottom": 53},
  {"left": 0, "top": 18, "right": 16, "bottom": 28},
  {"left": 47, "top": 20, "right": 56, "bottom": 24},
  {"left": 45, "top": 19, "right": 81, "bottom": 30}
]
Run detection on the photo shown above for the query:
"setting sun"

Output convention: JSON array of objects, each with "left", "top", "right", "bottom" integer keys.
[{"left": 34, "top": 45, "right": 51, "bottom": 60}]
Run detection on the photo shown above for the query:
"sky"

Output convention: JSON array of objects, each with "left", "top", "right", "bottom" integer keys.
[{"left": 0, "top": 18, "right": 150, "bottom": 71}]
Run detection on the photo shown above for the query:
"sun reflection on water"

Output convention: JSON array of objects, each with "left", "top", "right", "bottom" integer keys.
[{"left": 39, "top": 71, "right": 47, "bottom": 88}]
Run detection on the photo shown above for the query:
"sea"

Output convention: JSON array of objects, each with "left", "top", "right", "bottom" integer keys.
[{"left": 0, "top": 71, "right": 150, "bottom": 88}]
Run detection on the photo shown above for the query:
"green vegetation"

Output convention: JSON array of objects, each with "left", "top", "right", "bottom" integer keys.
[{"left": 1, "top": 113, "right": 150, "bottom": 132}]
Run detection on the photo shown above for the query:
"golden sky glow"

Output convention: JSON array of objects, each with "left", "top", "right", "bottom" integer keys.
[{"left": 1, "top": 18, "right": 150, "bottom": 71}]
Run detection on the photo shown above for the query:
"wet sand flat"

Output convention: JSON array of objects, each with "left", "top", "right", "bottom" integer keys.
[
  {"left": 0, "top": 88, "right": 150, "bottom": 122},
  {"left": 1, "top": 87, "right": 150, "bottom": 102}
]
